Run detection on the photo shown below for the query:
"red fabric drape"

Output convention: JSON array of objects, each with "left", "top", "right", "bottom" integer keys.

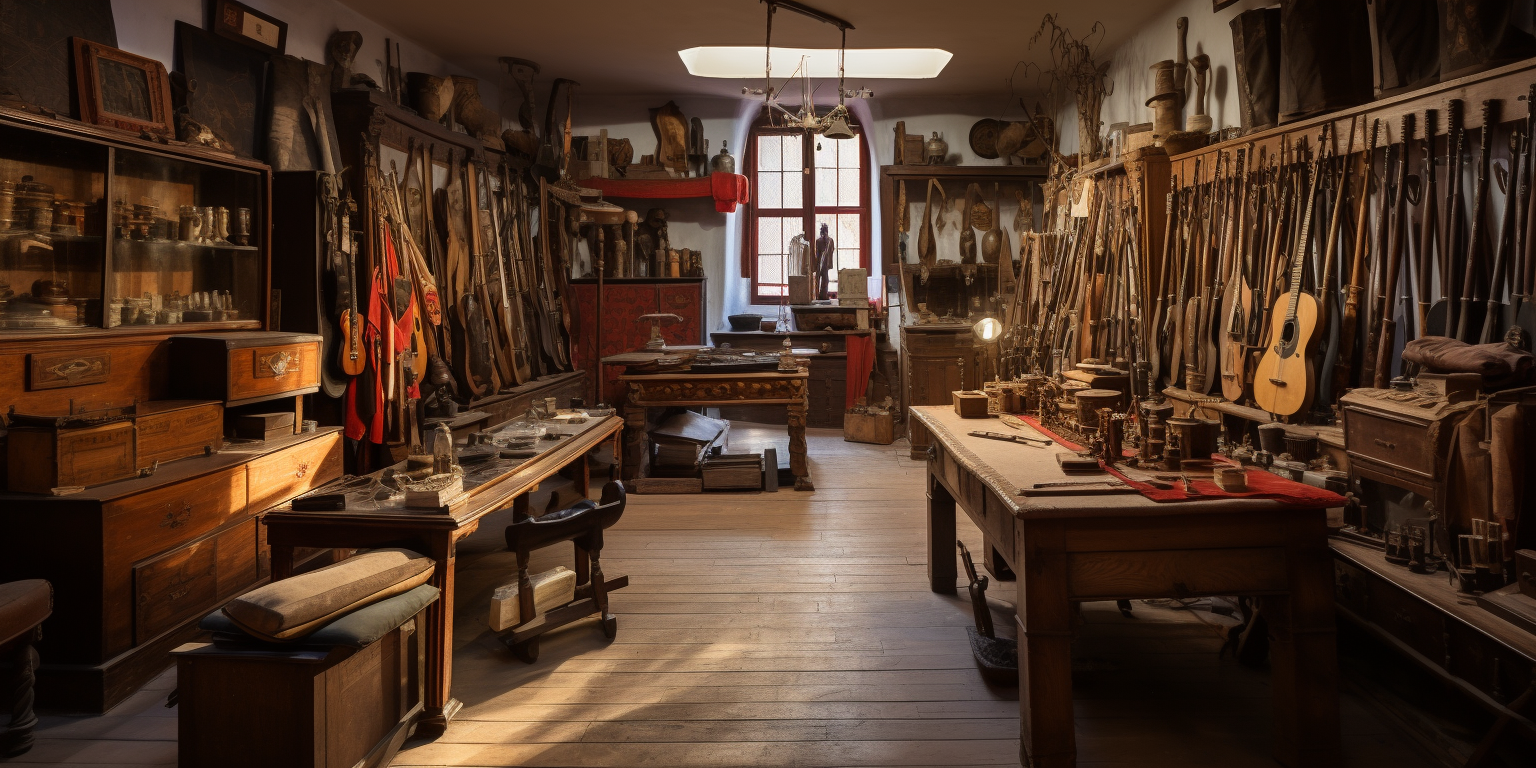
[{"left": 845, "top": 332, "right": 876, "bottom": 409}]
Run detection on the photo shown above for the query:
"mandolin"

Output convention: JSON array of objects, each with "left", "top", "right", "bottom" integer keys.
[{"left": 1254, "top": 125, "right": 1328, "bottom": 418}]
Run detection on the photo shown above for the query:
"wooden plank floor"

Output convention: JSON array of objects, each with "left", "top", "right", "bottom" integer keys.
[{"left": 14, "top": 424, "right": 1441, "bottom": 767}]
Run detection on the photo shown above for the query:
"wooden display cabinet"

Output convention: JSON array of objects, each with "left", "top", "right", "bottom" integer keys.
[
  {"left": 0, "top": 107, "right": 268, "bottom": 336},
  {"left": 902, "top": 323, "right": 982, "bottom": 458}
]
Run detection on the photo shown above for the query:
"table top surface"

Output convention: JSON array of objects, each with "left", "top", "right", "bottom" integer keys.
[
  {"left": 264, "top": 415, "right": 622, "bottom": 528},
  {"left": 912, "top": 405, "right": 1299, "bottom": 520},
  {"left": 618, "top": 369, "right": 809, "bottom": 382}
]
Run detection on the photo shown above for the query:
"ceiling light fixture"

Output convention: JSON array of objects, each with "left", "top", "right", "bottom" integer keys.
[
  {"left": 724, "top": 0, "right": 881, "bottom": 138},
  {"left": 678, "top": 47, "right": 952, "bottom": 80}
]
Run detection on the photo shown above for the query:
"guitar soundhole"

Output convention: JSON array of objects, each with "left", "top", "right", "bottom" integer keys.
[{"left": 1280, "top": 320, "right": 1296, "bottom": 346}]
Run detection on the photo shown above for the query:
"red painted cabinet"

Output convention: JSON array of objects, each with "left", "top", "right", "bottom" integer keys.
[{"left": 571, "top": 278, "right": 707, "bottom": 405}]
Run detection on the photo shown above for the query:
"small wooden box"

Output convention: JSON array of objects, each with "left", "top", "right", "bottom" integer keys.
[
  {"left": 169, "top": 331, "right": 322, "bottom": 406},
  {"left": 134, "top": 400, "right": 223, "bottom": 468},
  {"left": 6, "top": 420, "right": 136, "bottom": 493},
  {"left": 791, "top": 305, "right": 861, "bottom": 331},
  {"left": 703, "top": 454, "right": 763, "bottom": 490},
  {"left": 843, "top": 411, "right": 896, "bottom": 444},
  {"left": 232, "top": 412, "right": 296, "bottom": 441},
  {"left": 952, "top": 390, "right": 990, "bottom": 419}
]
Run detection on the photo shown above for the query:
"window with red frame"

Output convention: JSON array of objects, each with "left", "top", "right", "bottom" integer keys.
[{"left": 746, "top": 116, "right": 869, "bottom": 304}]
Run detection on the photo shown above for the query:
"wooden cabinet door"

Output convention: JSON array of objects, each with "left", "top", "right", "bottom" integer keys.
[
  {"left": 657, "top": 283, "right": 703, "bottom": 346},
  {"left": 908, "top": 353, "right": 968, "bottom": 406}
]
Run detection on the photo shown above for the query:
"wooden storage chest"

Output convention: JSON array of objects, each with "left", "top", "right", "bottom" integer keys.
[{"left": 133, "top": 400, "right": 223, "bottom": 468}]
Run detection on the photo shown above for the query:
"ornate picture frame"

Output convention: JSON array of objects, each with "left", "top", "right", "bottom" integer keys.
[
  {"left": 211, "top": 0, "right": 287, "bottom": 56},
  {"left": 71, "top": 38, "right": 175, "bottom": 136}
]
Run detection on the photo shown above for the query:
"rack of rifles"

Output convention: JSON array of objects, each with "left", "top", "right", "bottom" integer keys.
[{"left": 997, "top": 89, "right": 1536, "bottom": 427}]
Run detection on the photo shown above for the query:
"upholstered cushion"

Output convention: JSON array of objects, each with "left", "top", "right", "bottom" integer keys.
[
  {"left": 222, "top": 548, "right": 434, "bottom": 642},
  {"left": 202, "top": 584, "right": 439, "bottom": 649},
  {"left": 0, "top": 579, "right": 52, "bottom": 648}
]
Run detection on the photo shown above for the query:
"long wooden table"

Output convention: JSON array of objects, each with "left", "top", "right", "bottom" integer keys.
[
  {"left": 262, "top": 414, "right": 623, "bottom": 735},
  {"left": 619, "top": 368, "right": 814, "bottom": 490},
  {"left": 911, "top": 406, "right": 1340, "bottom": 768}
]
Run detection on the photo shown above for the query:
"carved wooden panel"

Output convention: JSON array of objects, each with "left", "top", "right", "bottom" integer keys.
[{"left": 27, "top": 350, "right": 111, "bottom": 390}]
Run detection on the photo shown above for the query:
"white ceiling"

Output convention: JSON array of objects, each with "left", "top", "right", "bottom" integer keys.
[{"left": 341, "top": 0, "right": 1179, "bottom": 100}]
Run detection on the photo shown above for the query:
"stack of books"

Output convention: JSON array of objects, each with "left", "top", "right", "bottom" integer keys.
[{"left": 649, "top": 411, "right": 727, "bottom": 476}]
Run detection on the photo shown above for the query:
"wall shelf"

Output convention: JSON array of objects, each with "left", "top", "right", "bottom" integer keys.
[{"left": 583, "top": 173, "right": 750, "bottom": 213}]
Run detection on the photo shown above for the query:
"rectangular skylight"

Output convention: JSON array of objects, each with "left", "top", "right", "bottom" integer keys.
[{"left": 679, "top": 47, "right": 952, "bottom": 79}]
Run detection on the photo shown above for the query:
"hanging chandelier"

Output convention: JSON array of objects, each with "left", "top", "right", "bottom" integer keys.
[{"left": 743, "top": 0, "right": 869, "bottom": 139}]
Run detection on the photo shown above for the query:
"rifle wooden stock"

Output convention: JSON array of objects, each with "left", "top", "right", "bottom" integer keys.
[{"left": 1374, "top": 113, "right": 1414, "bottom": 389}]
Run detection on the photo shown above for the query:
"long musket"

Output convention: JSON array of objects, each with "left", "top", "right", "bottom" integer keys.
[
  {"left": 1416, "top": 110, "right": 1438, "bottom": 339},
  {"left": 1374, "top": 113, "right": 1415, "bottom": 388},
  {"left": 1454, "top": 100, "right": 1496, "bottom": 342}
]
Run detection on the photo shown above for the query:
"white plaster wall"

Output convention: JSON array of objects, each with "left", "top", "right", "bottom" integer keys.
[
  {"left": 110, "top": 0, "right": 498, "bottom": 108},
  {"left": 1053, "top": 0, "right": 1275, "bottom": 155}
]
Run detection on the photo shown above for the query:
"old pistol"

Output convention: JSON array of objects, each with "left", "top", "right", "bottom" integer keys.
[{"left": 968, "top": 430, "right": 1052, "bottom": 447}]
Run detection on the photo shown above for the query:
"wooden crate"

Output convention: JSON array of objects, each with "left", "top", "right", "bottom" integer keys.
[
  {"left": 843, "top": 411, "right": 895, "bottom": 445},
  {"left": 6, "top": 420, "right": 135, "bottom": 493},
  {"left": 134, "top": 400, "right": 223, "bottom": 468}
]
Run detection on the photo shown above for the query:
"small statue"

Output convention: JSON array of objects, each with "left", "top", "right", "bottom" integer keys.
[
  {"left": 326, "top": 31, "right": 375, "bottom": 91},
  {"left": 814, "top": 223, "right": 834, "bottom": 301}
]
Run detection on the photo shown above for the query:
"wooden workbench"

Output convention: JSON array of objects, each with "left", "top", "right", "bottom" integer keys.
[
  {"left": 910, "top": 405, "right": 1341, "bottom": 767},
  {"left": 262, "top": 414, "right": 623, "bottom": 735},
  {"left": 619, "top": 368, "right": 814, "bottom": 490}
]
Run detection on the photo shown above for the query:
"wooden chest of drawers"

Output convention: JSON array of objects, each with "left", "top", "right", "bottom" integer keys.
[
  {"left": 0, "top": 427, "right": 343, "bottom": 713},
  {"left": 169, "top": 332, "right": 322, "bottom": 406},
  {"left": 1339, "top": 387, "right": 1475, "bottom": 490}
]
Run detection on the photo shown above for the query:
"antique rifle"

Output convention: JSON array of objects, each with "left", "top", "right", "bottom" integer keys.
[
  {"left": 1360, "top": 126, "right": 1397, "bottom": 390},
  {"left": 1434, "top": 101, "right": 1466, "bottom": 337},
  {"left": 1455, "top": 100, "right": 1497, "bottom": 341},
  {"left": 1481, "top": 126, "right": 1523, "bottom": 343},
  {"left": 1520, "top": 83, "right": 1536, "bottom": 335},
  {"left": 1315, "top": 122, "right": 1354, "bottom": 401},
  {"left": 1374, "top": 113, "right": 1415, "bottom": 388},
  {"left": 1416, "top": 110, "right": 1438, "bottom": 339},
  {"left": 1150, "top": 188, "right": 1176, "bottom": 388}
]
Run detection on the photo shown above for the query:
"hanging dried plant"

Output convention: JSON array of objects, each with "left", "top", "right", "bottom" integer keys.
[{"left": 1018, "top": 14, "right": 1113, "bottom": 163}]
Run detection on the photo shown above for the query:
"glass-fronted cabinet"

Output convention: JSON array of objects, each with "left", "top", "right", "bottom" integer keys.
[
  {"left": 0, "top": 110, "right": 267, "bottom": 335},
  {"left": 0, "top": 123, "right": 108, "bottom": 331},
  {"left": 108, "top": 150, "right": 262, "bottom": 327}
]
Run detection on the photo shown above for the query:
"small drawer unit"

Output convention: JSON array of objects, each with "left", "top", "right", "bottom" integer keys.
[{"left": 169, "top": 332, "right": 322, "bottom": 406}]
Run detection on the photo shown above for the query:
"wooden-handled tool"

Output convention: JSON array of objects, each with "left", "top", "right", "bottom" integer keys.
[{"left": 968, "top": 430, "right": 1052, "bottom": 447}]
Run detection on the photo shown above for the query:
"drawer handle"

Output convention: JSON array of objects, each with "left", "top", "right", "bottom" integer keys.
[
  {"left": 168, "top": 587, "right": 190, "bottom": 602},
  {"left": 1373, "top": 438, "right": 1397, "bottom": 450},
  {"left": 294, "top": 461, "right": 312, "bottom": 480},
  {"left": 161, "top": 504, "right": 193, "bottom": 529},
  {"left": 257, "top": 350, "right": 294, "bottom": 379}
]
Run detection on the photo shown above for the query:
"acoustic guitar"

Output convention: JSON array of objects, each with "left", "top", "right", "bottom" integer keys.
[{"left": 1254, "top": 126, "right": 1328, "bottom": 417}]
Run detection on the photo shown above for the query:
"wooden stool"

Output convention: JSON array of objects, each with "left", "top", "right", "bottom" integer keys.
[
  {"left": 500, "top": 481, "right": 629, "bottom": 662},
  {"left": 0, "top": 580, "right": 51, "bottom": 758}
]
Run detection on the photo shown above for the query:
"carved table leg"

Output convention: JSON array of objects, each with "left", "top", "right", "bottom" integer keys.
[
  {"left": 1264, "top": 511, "right": 1341, "bottom": 767},
  {"left": 1017, "top": 518, "right": 1075, "bottom": 768},
  {"left": 1, "top": 627, "right": 41, "bottom": 758},
  {"left": 787, "top": 400, "right": 814, "bottom": 491},
  {"left": 415, "top": 532, "right": 463, "bottom": 736},
  {"left": 622, "top": 403, "right": 648, "bottom": 482}
]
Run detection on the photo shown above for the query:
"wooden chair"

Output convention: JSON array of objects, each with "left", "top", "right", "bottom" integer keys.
[
  {"left": 499, "top": 481, "right": 629, "bottom": 662},
  {"left": 0, "top": 580, "right": 51, "bottom": 758}
]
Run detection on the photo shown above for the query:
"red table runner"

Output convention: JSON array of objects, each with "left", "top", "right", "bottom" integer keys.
[{"left": 1014, "top": 416, "right": 1345, "bottom": 507}]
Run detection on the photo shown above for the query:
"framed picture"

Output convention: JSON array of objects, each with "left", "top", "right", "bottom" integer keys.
[
  {"left": 0, "top": 0, "right": 117, "bottom": 118},
  {"left": 72, "top": 38, "right": 175, "bottom": 136},
  {"left": 211, "top": 0, "right": 287, "bottom": 56}
]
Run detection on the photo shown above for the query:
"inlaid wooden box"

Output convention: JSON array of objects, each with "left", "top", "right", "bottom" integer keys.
[
  {"left": 133, "top": 400, "right": 223, "bottom": 468},
  {"left": 6, "top": 420, "right": 136, "bottom": 493},
  {"left": 168, "top": 332, "right": 322, "bottom": 406}
]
